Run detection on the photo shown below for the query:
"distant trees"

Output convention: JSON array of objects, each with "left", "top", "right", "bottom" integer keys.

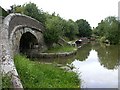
[
  {"left": 94, "top": 16, "right": 120, "bottom": 44},
  {"left": 43, "top": 11, "right": 80, "bottom": 46},
  {"left": 6, "top": 2, "right": 93, "bottom": 47},
  {"left": 76, "top": 19, "right": 92, "bottom": 37},
  {"left": 63, "top": 19, "right": 78, "bottom": 40},
  {"left": 2, "top": 2, "right": 120, "bottom": 46},
  {"left": 44, "top": 14, "right": 79, "bottom": 46}
]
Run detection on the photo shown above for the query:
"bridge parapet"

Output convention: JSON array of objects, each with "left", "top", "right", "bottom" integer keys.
[{"left": 3, "top": 13, "right": 45, "bottom": 38}]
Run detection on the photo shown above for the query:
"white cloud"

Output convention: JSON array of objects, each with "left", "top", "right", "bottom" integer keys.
[{"left": 0, "top": 0, "right": 119, "bottom": 27}]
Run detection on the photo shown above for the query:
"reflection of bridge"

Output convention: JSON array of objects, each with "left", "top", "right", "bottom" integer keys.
[{"left": 0, "top": 13, "right": 47, "bottom": 88}]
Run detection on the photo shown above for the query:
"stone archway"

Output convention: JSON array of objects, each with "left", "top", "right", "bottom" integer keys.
[
  {"left": 19, "top": 32, "right": 38, "bottom": 54},
  {"left": 1, "top": 13, "right": 47, "bottom": 88}
]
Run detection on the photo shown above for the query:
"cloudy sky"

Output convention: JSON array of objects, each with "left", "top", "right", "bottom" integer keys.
[{"left": 0, "top": 0, "right": 119, "bottom": 27}]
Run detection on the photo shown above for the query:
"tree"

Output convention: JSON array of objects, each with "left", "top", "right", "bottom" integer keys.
[
  {"left": 96, "top": 20, "right": 106, "bottom": 36},
  {"left": 95, "top": 16, "right": 120, "bottom": 44},
  {"left": 44, "top": 16, "right": 64, "bottom": 46},
  {"left": 104, "top": 17, "right": 119, "bottom": 44},
  {"left": 76, "top": 19, "right": 92, "bottom": 37},
  {"left": 7, "top": 2, "right": 46, "bottom": 24},
  {"left": 63, "top": 19, "right": 78, "bottom": 40},
  {"left": 23, "top": 2, "right": 46, "bottom": 24},
  {"left": 0, "top": 6, "right": 8, "bottom": 17}
]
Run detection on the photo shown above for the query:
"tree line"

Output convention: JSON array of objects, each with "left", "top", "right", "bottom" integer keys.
[
  {"left": 2, "top": 2, "right": 120, "bottom": 45},
  {"left": 6, "top": 2, "right": 92, "bottom": 46}
]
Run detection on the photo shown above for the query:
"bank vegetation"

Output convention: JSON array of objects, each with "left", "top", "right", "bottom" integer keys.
[{"left": 13, "top": 54, "right": 80, "bottom": 88}]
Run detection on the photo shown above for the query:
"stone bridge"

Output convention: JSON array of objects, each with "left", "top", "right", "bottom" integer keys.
[{"left": 0, "top": 13, "right": 47, "bottom": 88}]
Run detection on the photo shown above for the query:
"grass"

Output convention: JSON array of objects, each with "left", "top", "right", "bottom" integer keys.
[
  {"left": 2, "top": 74, "right": 12, "bottom": 88},
  {"left": 45, "top": 45, "right": 77, "bottom": 53},
  {"left": 14, "top": 54, "right": 80, "bottom": 88}
]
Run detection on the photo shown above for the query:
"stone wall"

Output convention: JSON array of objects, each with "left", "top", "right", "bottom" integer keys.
[
  {"left": 0, "top": 21, "right": 23, "bottom": 88},
  {"left": 28, "top": 49, "right": 77, "bottom": 58}
]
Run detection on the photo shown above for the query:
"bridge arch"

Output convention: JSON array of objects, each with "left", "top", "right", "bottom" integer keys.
[
  {"left": 19, "top": 32, "right": 38, "bottom": 54},
  {"left": 3, "top": 13, "right": 47, "bottom": 54}
]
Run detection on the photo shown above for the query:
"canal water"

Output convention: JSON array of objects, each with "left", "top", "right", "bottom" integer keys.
[{"left": 38, "top": 42, "right": 120, "bottom": 88}]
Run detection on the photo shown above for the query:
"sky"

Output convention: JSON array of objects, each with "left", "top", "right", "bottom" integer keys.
[{"left": 0, "top": 0, "right": 119, "bottom": 27}]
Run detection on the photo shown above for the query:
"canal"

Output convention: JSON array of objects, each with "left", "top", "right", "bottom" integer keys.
[{"left": 38, "top": 42, "right": 120, "bottom": 88}]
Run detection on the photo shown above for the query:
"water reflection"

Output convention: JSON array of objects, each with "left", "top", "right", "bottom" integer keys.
[
  {"left": 75, "top": 44, "right": 92, "bottom": 61},
  {"left": 95, "top": 43, "right": 120, "bottom": 69},
  {"left": 72, "top": 44, "right": 119, "bottom": 88}
]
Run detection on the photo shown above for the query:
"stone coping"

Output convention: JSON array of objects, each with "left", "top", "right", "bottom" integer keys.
[{"left": 30, "top": 49, "right": 78, "bottom": 58}]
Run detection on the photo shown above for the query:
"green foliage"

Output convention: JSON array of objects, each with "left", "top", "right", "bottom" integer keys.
[
  {"left": 44, "top": 16, "right": 64, "bottom": 46},
  {"left": 9, "top": 3, "right": 46, "bottom": 24},
  {"left": 46, "top": 44, "right": 77, "bottom": 53},
  {"left": 95, "top": 16, "right": 120, "bottom": 44},
  {"left": 2, "top": 74, "right": 12, "bottom": 88},
  {"left": 44, "top": 15, "right": 78, "bottom": 45},
  {"left": 7, "top": 2, "right": 93, "bottom": 46},
  {"left": 0, "top": 6, "right": 8, "bottom": 17},
  {"left": 63, "top": 19, "right": 78, "bottom": 40},
  {"left": 95, "top": 20, "right": 106, "bottom": 36},
  {"left": 96, "top": 43, "right": 120, "bottom": 69},
  {"left": 23, "top": 2, "right": 46, "bottom": 24},
  {"left": 76, "top": 19, "right": 92, "bottom": 37},
  {"left": 14, "top": 5, "right": 24, "bottom": 13},
  {"left": 23, "top": 2, "right": 38, "bottom": 18},
  {"left": 14, "top": 54, "right": 80, "bottom": 88}
]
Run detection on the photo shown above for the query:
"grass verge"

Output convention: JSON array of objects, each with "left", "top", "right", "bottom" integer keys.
[
  {"left": 46, "top": 45, "right": 77, "bottom": 53},
  {"left": 14, "top": 54, "right": 80, "bottom": 88}
]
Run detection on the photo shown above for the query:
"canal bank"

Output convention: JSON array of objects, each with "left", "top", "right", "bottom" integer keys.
[
  {"left": 27, "top": 39, "right": 89, "bottom": 59},
  {"left": 13, "top": 54, "right": 80, "bottom": 88},
  {"left": 10, "top": 42, "right": 119, "bottom": 89},
  {"left": 35, "top": 42, "right": 120, "bottom": 88}
]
